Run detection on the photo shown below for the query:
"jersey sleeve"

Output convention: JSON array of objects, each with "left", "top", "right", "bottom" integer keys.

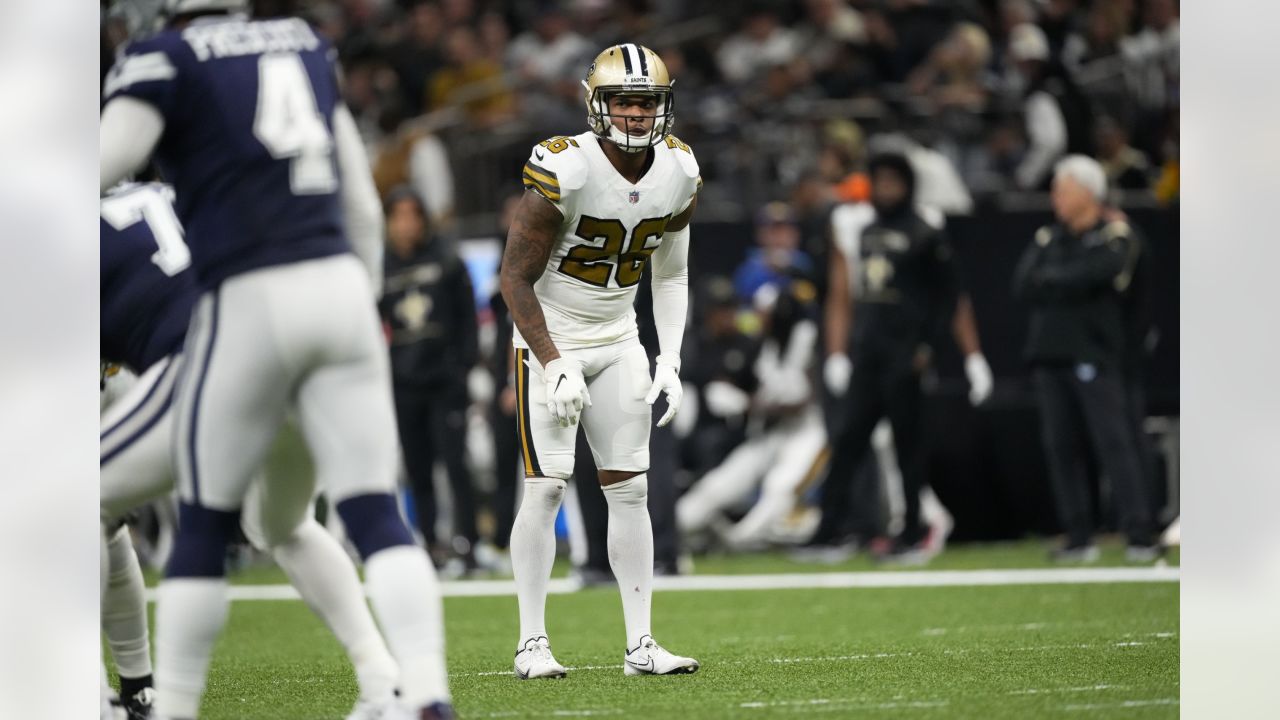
[
  {"left": 102, "top": 34, "right": 187, "bottom": 118},
  {"left": 521, "top": 137, "right": 588, "bottom": 217},
  {"left": 664, "top": 135, "right": 701, "bottom": 214}
]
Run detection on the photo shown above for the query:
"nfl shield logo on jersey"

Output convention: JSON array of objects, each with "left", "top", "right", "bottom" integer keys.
[{"left": 628, "top": 190, "right": 640, "bottom": 204}]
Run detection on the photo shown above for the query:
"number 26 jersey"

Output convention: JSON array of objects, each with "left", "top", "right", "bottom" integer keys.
[{"left": 516, "top": 131, "right": 700, "bottom": 351}]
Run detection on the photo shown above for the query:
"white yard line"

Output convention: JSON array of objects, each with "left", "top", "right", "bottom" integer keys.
[
  {"left": 1064, "top": 698, "right": 1179, "bottom": 710},
  {"left": 1008, "top": 684, "right": 1126, "bottom": 695},
  {"left": 740, "top": 699, "right": 949, "bottom": 711},
  {"left": 143, "top": 566, "right": 1178, "bottom": 602},
  {"left": 450, "top": 636, "right": 1176, "bottom": 679}
]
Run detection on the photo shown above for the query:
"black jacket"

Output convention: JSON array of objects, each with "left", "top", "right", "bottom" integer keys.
[
  {"left": 849, "top": 207, "right": 962, "bottom": 360},
  {"left": 1013, "top": 219, "right": 1144, "bottom": 370},
  {"left": 379, "top": 238, "right": 479, "bottom": 390}
]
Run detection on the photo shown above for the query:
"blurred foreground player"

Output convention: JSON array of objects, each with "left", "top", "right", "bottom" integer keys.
[
  {"left": 100, "top": 3, "right": 452, "bottom": 717},
  {"left": 500, "top": 43, "right": 700, "bottom": 679},
  {"left": 1013, "top": 155, "right": 1159, "bottom": 562},
  {"left": 811, "top": 153, "right": 993, "bottom": 563},
  {"left": 100, "top": 183, "right": 405, "bottom": 720}
]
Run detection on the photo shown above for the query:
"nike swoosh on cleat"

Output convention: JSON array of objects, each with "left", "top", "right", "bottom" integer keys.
[
  {"left": 626, "top": 657, "right": 656, "bottom": 673},
  {"left": 535, "top": 149, "right": 545, "bottom": 160}
]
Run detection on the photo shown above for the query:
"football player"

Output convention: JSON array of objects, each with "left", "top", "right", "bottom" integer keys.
[
  {"left": 500, "top": 43, "right": 700, "bottom": 679},
  {"left": 677, "top": 278, "right": 829, "bottom": 552},
  {"left": 100, "top": 3, "right": 452, "bottom": 717},
  {"left": 100, "top": 182, "right": 405, "bottom": 720}
]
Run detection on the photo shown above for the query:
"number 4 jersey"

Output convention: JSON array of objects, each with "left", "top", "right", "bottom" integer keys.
[
  {"left": 517, "top": 131, "right": 700, "bottom": 350},
  {"left": 102, "top": 16, "right": 347, "bottom": 289}
]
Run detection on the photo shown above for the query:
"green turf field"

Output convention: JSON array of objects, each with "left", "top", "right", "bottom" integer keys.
[{"left": 118, "top": 541, "right": 1179, "bottom": 719}]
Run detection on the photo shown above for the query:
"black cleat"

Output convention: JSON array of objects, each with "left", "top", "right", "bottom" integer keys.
[
  {"left": 419, "top": 701, "right": 456, "bottom": 720},
  {"left": 1050, "top": 543, "right": 1101, "bottom": 564},
  {"left": 116, "top": 687, "right": 154, "bottom": 720}
]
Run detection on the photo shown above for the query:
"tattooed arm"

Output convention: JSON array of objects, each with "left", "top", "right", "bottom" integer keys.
[{"left": 500, "top": 192, "right": 564, "bottom": 366}]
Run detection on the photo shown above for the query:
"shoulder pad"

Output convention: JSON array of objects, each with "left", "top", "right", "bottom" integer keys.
[
  {"left": 916, "top": 205, "right": 946, "bottom": 230},
  {"left": 662, "top": 135, "right": 700, "bottom": 180},
  {"left": 830, "top": 202, "right": 875, "bottom": 257},
  {"left": 831, "top": 202, "right": 875, "bottom": 232},
  {"left": 1034, "top": 226, "right": 1055, "bottom": 247},
  {"left": 523, "top": 137, "right": 588, "bottom": 204}
]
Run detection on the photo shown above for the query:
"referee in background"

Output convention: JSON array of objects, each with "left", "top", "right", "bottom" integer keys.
[{"left": 1013, "top": 156, "right": 1160, "bottom": 563}]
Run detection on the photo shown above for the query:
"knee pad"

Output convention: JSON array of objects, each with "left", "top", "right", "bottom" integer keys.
[
  {"left": 166, "top": 503, "right": 240, "bottom": 578},
  {"left": 602, "top": 474, "right": 648, "bottom": 508},
  {"left": 336, "top": 493, "right": 416, "bottom": 561}
]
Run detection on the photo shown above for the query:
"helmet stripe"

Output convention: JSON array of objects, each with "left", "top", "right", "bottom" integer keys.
[
  {"left": 620, "top": 44, "right": 634, "bottom": 75},
  {"left": 637, "top": 46, "right": 649, "bottom": 77}
]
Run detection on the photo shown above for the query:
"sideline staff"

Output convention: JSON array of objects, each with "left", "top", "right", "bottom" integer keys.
[{"left": 1013, "top": 155, "right": 1158, "bottom": 561}]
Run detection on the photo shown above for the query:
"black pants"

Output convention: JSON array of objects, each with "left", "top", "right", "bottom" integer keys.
[
  {"left": 1126, "top": 377, "right": 1161, "bottom": 524},
  {"left": 489, "top": 395, "right": 519, "bottom": 550},
  {"left": 1033, "top": 366, "right": 1154, "bottom": 547},
  {"left": 814, "top": 352, "right": 927, "bottom": 543},
  {"left": 575, "top": 423, "right": 681, "bottom": 574},
  {"left": 393, "top": 383, "right": 479, "bottom": 549}
]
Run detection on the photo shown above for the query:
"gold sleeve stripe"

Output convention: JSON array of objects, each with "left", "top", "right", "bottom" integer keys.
[
  {"left": 523, "top": 175, "right": 562, "bottom": 202},
  {"left": 523, "top": 162, "right": 559, "bottom": 188},
  {"left": 522, "top": 169, "right": 560, "bottom": 192}
]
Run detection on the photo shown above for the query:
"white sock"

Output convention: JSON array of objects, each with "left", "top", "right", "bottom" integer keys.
[
  {"left": 602, "top": 475, "right": 653, "bottom": 650},
  {"left": 100, "top": 524, "right": 110, "bottom": 603},
  {"left": 271, "top": 519, "right": 398, "bottom": 702},
  {"left": 154, "top": 578, "right": 229, "bottom": 719},
  {"left": 363, "top": 544, "right": 450, "bottom": 708},
  {"left": 100, "top": 528, "right": 113, "bottom": 717},
  {"left": 104, "top": 526, "right": 153, "bottom": 679},
  {"left": 509, "top": 477, "right": 565, "bottom": 647}
]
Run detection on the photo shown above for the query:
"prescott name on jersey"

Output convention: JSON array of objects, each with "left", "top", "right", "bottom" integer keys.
[{"left": 103, "top": 16, "right": 349, "bottom": 288}]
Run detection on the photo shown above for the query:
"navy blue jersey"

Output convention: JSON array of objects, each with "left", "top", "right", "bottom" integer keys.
[
  {"left": 101, "top": 184, "right": 199, "bottom": 373},
  {"left": 102, "top": 16, "right": 348, "bottom": 288}
]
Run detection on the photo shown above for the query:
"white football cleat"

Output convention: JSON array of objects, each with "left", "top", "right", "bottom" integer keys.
[
  {"left": 514, "top": 636, "right": 567, "bottom": 680},
  {"left": 624, "top": 635, "right": 699, "bottom": 676}
]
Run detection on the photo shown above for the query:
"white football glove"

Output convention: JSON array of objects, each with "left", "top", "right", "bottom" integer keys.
[
  {"left": 965, "top": 353, "right": 993, "bottom": 406},
  {"left": 824, "top": 353, "right": 853, "bottom": 396},
  {"left": 704, "top": 380, "right": 751, "bottom": 418},
  {"left": 645, "top": 354, "right": 683, "bottom": 428},
  {"left": 758, "top": 368, "right": 810, "bottom": 408},
  {"left": 543, "top": 357, "right": 591, "bottom": 427}
]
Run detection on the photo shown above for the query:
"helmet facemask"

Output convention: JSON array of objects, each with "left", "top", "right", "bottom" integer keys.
[{"left": 585, "top": 85, "right": 675, "bottom": 154}]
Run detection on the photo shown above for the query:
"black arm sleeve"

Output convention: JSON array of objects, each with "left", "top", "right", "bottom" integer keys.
[{"left": 928, "top": 229, "right": 962, "bottom": 342}]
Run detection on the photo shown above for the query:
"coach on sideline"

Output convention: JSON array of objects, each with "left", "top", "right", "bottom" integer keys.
[{"left": 1013, "top": 155, "right": 1159, "bottom": 563}]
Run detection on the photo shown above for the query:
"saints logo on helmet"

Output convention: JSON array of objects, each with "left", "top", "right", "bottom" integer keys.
[{"left": 582, "top": 44, "right": 674, "bottom": 154}]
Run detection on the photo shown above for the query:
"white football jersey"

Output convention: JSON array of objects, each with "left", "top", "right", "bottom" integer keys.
[{"left": 515, "top": 131, "right": 700, "bottom": 350}]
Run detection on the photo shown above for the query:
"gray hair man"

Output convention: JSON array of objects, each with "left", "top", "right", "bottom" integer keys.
[{"left": 1013, "top": 155, "right": 1159, "bottom": 562}]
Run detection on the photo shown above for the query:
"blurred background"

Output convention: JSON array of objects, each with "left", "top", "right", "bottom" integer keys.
[{"left": 102, "top": 0, "right": 1179, "bottom": 575}]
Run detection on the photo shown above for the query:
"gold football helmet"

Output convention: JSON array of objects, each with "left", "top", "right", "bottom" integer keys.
[{"left": 582, "top": 44, "right": 674, "bottom": 153}]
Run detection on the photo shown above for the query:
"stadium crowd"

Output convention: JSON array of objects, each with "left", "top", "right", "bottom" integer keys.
[{"left": 307, "top": 0, "right": 1181, "bottom": 223}]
